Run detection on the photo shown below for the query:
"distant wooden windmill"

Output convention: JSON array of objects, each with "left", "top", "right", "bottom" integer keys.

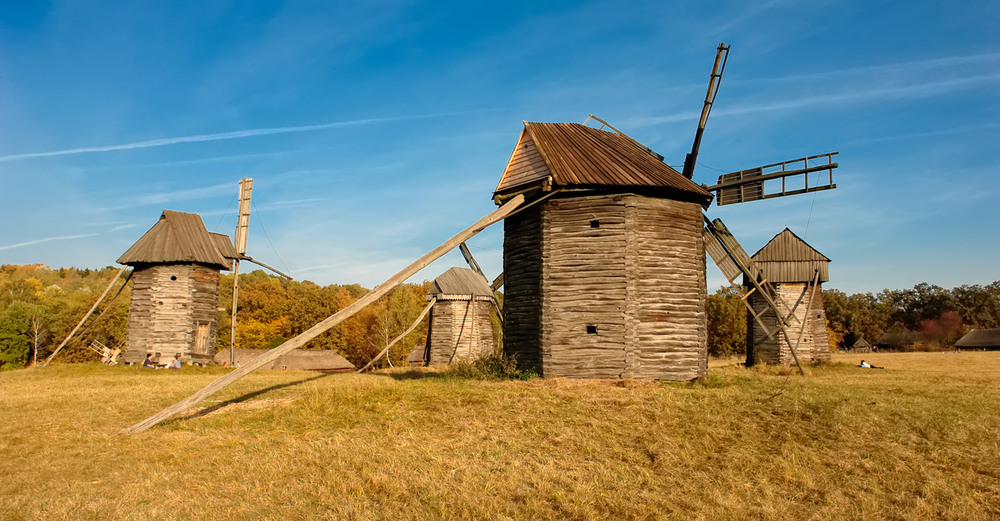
[{"left": 493, "top": 43, "right": 838, "bottom": 379}]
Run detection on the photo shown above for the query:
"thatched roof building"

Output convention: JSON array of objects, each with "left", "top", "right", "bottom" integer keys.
[
  {"left": 955, "top": 328, "right": 1000, "bottom": 350},
  {"left": 214, "top": 348, "right": 354, "bottom": 371},
  {"left": 494, "top": 122, "right": 713, "bottom": 380},
  {"left": 119, "top": 210, "right": 237, "bottom": 365},
  {"left": 850, "top": 337, "right": 873, "bottom": 353},
  {"left": 412, "top": 267, "right": 495, "bottom": 366},
  {"left": 745, "top": 228, "right": 831, "bottom": 366}
]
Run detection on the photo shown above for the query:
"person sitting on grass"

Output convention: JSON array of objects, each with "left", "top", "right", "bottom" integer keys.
[
  {"left": 167, "top": 354, "right": 182, "bottom": 370},
  {"left": 142, "top": 353, "right": 158, "bottom": 369},
  {"left": 859, "top": 360, "right": 884, "bottom": 369}
]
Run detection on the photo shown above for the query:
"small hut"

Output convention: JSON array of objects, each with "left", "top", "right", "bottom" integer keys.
[
  {"left": 214, "top": 348, "right": 354, "bottom": 371},
  {"left": 119, "top": 210, "right": 237, "bottom": 365},
  {"left": 413, "top": 267, "right": 496, "bottom": 366},
  {"left": 493, "top": 122, "right": 713, "bottom": 380},
  {"left": 850, "top": 337, "right": 873, "bottom": 353},
  {"left": 955, "top": 328, "right": 1000, "bottom": 350},
  {"left": 745, "top": 228, "right": 831, "bottom": 365}
]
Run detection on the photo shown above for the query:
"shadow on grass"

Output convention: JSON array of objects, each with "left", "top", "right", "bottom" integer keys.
[
  {"left": 380, "top": 369, "right": 452, "bottom": 381},
  {"left": 172, "top": 372, "right": 338, "bottom": 422}
]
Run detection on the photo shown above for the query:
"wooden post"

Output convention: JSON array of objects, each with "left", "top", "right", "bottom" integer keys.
[
  {"left": 120, "top": 194, "right": 525, "bottom": 434},
  {"left": 43, "top": 266, "right": 127, "bottom": 367},
  {"left": 230, "top": 259, "right": 240, "bottom": 367},
  {"left": 787, "top": 270, "right": 821, "bottom": 374},
  {"left": 357, "top": 297, "right": 435, "bottom": 373}
]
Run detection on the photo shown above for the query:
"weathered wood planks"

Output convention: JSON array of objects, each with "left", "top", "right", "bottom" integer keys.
[{"left": 504, "top": 192, "right": 708, "bottom": 381}]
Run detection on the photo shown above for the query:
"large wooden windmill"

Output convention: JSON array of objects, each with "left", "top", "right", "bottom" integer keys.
[{"left": 493, "top": 43, "right": 838, "bottom": 380}]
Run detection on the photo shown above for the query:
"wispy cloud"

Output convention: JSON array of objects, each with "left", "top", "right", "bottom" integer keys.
[
  {"left": 628, "top": 73, "right": 1000, "bottom": 128},
  {"left": 0, "top": 109, "right": 503, "bottom": 163},
  {"left": 0, "top": 233, "right": 98, "bottom": 251},
  {"left": 843, "top": 121, "right": 1000, "bottom": 146}
]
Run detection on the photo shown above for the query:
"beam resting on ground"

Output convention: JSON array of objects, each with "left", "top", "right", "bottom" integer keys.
[{"left": 120, "top": 194, "right": 524, "bottom": 435}]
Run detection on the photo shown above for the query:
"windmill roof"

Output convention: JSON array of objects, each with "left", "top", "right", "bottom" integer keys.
[
  {"left": 955, "top": 328, "right": 1000, "bottom": 348},
  {"left": 117, "top": 210, "right": 233, "bottom": 270},
  {"left": 750, "top": 228, "right": 830, "bottom": 283},
  {"left": 752, "top": 228, "right": 830, "bottom": 262},
  {"left": 429, "top": 267, "right": 494, "bottom": 298},
  {"left": 494, "top": 122, "right": 712, "bottom": 204}
]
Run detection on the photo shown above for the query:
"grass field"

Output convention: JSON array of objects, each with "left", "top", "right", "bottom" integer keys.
[{"left": 1, "top": 351, "right": 998, "bottom": 520}]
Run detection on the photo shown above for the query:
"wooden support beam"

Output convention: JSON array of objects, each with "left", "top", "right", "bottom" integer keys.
[
  {"left": 787, "top": 270, "right": 821, "bottom": 372},
  {"left": 356, "top": 298, "right": 436, "bottom": 373},
  {"left": 490, "top": 272, "right": 504, "bottom": 291},
  {"left": 240, "top": 255, "right": 292, "bottom": 281},
  {"left": 43, "top": 266, "right": 128, "bottom": 367},
  {"left": 120, "top": 194, "right": 525, "bottom": 434}
]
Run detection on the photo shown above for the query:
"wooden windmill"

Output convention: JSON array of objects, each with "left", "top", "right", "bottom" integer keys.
[{"left": 493, "top": 43, "right": 838, "bottom": 380}]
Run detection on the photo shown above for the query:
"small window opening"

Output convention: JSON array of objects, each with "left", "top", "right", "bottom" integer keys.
[
  {"left": 586, "top": 325, "right": 598, "bottom": 335},
  {"left": 170, "top": 275, "right": 177, "bottom": 281},
  {"left": 590, "top": 220, "right": 600, "bottom": 228}
]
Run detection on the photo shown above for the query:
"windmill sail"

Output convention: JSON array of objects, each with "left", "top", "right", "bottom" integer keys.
[{"left": 709, "top": 152, "right": 837, "bottom": 206}]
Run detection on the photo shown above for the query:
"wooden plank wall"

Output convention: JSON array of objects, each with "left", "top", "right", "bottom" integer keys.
[
  {"left": 625, "top": 196, "right": 708, "bottom": 380},
  {"left": 123, "top": 264, "right": 220, "bottom": 365},
  {"left": 503, "top": 193, "right": 708, "bottom": 380},
  {"left": 541, "top": 196, "right": 628, "bottom": 378},
  {"left": 503, "top": 206, "right": 543, "bottom": 372},
  {"left": 748, "top": 282, "right": 831, "bottom": 364},
  {"left": 427, "top": 299, "right": 494, "bottom": 365}
]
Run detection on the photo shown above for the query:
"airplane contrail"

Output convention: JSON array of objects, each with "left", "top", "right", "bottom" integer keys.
[{"left": 0, "top": 110, "right": 501, "bottom": 163}]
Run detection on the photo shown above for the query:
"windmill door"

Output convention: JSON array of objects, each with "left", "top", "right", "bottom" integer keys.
[{"left": 193, "top": 323, "right": 210, "bottom": 355}]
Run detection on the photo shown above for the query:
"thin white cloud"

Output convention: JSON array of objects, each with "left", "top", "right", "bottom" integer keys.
[
  {"left": 0, "top": 109, "right": 503, "bottom": 163},
  {"left": 628, "top": 72, "right": 1000, "bottom": 128},
  {"left": 0, "top": 233, "right": 98, "bottom": 251}
]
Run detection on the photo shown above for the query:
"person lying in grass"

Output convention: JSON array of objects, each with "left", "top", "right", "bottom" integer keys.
[{"left": 859, "top": 360, "right": 884, "bottom": 369}]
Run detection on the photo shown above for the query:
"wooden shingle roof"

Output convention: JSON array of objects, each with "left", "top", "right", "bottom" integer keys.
[
  {"left": 117, "top": 210, "right": 234, "bottom": 270},
  {"left": 751, "top": 228, "right": 830, "bottom": 283},
  {"left": 429, "top": 267, "right": 494, "bottom": 298},
  {"left": 494, "top": 122, "right": 712, "bottom": 204}
]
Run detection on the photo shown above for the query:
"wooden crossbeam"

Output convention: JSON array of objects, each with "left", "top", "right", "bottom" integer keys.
[
  {"left": 709, "top": 153, "right": 838, "bottom": 206},
  {"left": 120, "top": 194, "right": 525, "bottom": 435}
]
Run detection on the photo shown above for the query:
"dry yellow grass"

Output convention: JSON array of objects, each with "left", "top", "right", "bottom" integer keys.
[{"left": 1, "top": 352, "right": 998, "bottom": 520}]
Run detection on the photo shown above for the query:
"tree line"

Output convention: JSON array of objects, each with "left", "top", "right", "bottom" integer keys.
[
  {"left": 706, "top": 281, "right": 1000, "bottom": 357},
  {"left": 2, "top": 263, "right": 997, "bottom": 369},
  {"left": 0, "top": 264, "right": 434, "bottom": 370}
]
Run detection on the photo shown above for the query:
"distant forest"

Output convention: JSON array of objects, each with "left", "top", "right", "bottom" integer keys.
[{"left": 1, "top": 264, "right": 998, "bottom": 369}]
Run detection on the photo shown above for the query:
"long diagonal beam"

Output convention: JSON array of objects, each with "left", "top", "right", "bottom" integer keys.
[
  {"left": 356, "top": 297, "right": 436, "bottom": 373},
  {"left": 43, "top": 266, "right": 129, "bottom": 367},
  {"left": 121, "top": 194, "right": 525, "bottom": 435}
]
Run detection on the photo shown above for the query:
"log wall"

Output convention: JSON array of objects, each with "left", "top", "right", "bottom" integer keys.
[
  {"left": 503, "top": 193, "right": 707, "bottom": 380},
  {"left": 123, "top": 263, "right": 220, "bottom": 365},
  {"left": 426, "top": 299, "right": 494, "bottom": 365},
  {"left": 748, "top": 282, "right": 830, "bottom": 365},
  {"left": 503, "top": 205, "right": 543, "bottom": 371}
]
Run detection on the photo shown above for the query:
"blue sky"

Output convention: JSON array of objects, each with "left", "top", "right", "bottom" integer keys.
[{"left": 1, "top": 0, "right": 997, "bottom": 295}]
